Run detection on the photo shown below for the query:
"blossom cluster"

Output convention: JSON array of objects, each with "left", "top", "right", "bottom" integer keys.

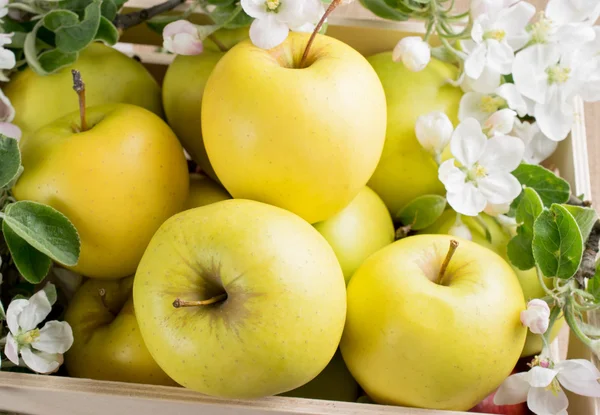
[{"left": 0, "top": 4, "right": 21, "bottom": 141}]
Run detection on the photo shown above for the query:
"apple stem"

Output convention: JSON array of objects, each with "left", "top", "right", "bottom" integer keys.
[
  {"left": 71, "top": 69, "right": 87, "bottom": 132},
  {"left": 172, "top": 293, "right": 227, "bottom": 308},
  {"left": 298, "top": 0, "right": 341, "bottom": 69},
  {"left": 438, "top": 240, "right": 459, "bottom": 286},
  {"left": 208, "top": 34, "right": 228, "bottom": 52},
  {"left": 98, "top": 288, "right": 116, "bottom": 315}
]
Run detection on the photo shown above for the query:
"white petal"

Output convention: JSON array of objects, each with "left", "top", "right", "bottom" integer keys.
[
  {"left": 520, "top": 299, "right": 550, "bottom": 334},
  {"left": 521, "top": 124, "right": 559, "bottom": 164},
  {"left": 0, "top": 88, "right": 15, "bottom": 122},
  {"left": 496, "top": 83, "right": 528, "bottom": 117},
  {"left": 554, "top": 23, "right": 596, "bottom": 47},
  {"left": 450, "top": 118, "right": 487, "bottom": 167},
  {"left": 19, "top": 346, "right": 62, "bottom": 375},
  {"left": 529, "top": 366, "right": 559, "bottom": 388},
  {"left": 471, "top": 19, "right": 484, "bottom": 43},
  {"left": 534, "top": 96, "right": 573, "bottom": 142},
  {"left": 415, "top": 111, "right": 454, "bottom": 154},
  {"left": 465, "top": 43, "right": 487, "bottom": 79},
  {"left": 393, "top": 37, "right": 430, "bottom": 72},
  {"left": 478, "top": 172, "right": 522, "bottom": 205},
  {"left": 6, "top": 299, "right": 28, "bottom": 334},
  {"left": 465, "top": 65, "right": 502, "bottom": 93},
  {"left": 447, "top": 184, "right": 487, "bottom": 216},
  {"left": 513, "top": 44, "right": 560, "bottom": 104},
  {"left": 171, "top": 33, "right": 204, "bottom": 55},
  {"left": 494, "top": 372, "right": 530, "bottom": 405},
  {"left": 0, "top": 123, "right": 21, "bottom": 141},
  {"left": 484, "top": 202, "right": 511, "bottom": 216},
  {"left": 438, "top": 159, "right": 467, "bottom": 192},
  {"left": 17, "top": 289, "right": 52, "bottom": 332},
  {"left": 249, "top": 15, "right": 289, "bottom": 50},
  {"left": 496, "top": 2, "right": 536, "bottom": 50},
  {"left": 484, "top": 108, "right": 516, "bottom": 136},
  {"left": 478, "top": 134, "right": 525, "bottom": 173},
  {"left": 4, "top": 333, "right": 19, "bottom": 366},
  {"left": 556, "top": 359, "right": 600, "bottom": 397},
  {"left": 459, "top": 92, "right": 491, "bottom": 123},
  {"left": 33, "top": 321, "right": 74, "bottom": 354},
  {"left": 0, "top": 47, "right": 15, "bottom": 71},
  {"left": 527, "top": 386, "right": 568, "bottom": 415},
  {"left": 485, "top": 39, "right": 514, "bottom": 75},
  {"left": 276, "top": 0, "right": 305, "bottom": 24},
  {"left": 240, "top": 0, "right": 268, "bottom": 19}
]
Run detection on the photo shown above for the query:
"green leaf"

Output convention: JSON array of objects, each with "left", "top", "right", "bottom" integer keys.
[
  {"left": 23, "top": 20, "right": 48, "bottom": 75},
  {"left": 207, "top": 0, "right": 235, "bottom": 6},
  {"left": 396, "top": 195, "right": 446, "bottom": 230},
  {"left": 209, "top": 5, "right": 252, "bottom": 29},
  {"left": 358, "top": 0, "right": 410, "bottom": 21},
  {"left": 8, "top": 32, "right": 27, "bottom": 49},
  {"left": 3, "top": 201, "right": 80, "bottom": 267},
  {"left": 43, "top": 282, "right": 58, "bottom": 306},
  {"left": 48, "top": 0, "right": 102, "bottom": 53},
  {"left": 588, "top": 261, "right": 600, "bottom": 302},
  {"left": 562, "top": 205, "right": 598, "bottom": 241},
  {"left": 532, "top": 204, "right": 583, "bottom": 279},
  {"left": 101, "top": 0, "right": 118, "bottom": 20},
  {"left": 0, "top": 135, "right": 21, "bottom": 189},
  {"left": 44, "top": 9, "right": 80, "bottom": 31},
  {"left": 511, "top": 164, "right": 571, "bottom": 211},
  {"left": 0, "top": 301, "right": 5, "bottom": 321},
  {"left": 38, "top": 48, "right": 79, "bottom": 73},
  {"left": 2, "top": 221, "right": 53, "bottom": 284},
  {"left": 95, "top": 16, "right": 119, "bottom": 45},
  {"left": 507, "top": 188, "right": 544, "bottom": 270}
]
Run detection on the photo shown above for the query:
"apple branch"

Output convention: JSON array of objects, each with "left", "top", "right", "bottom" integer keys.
[
  {"left": 299, "top": 0, "right": 341, "bottom": 69},
  {"left": 438, "top": 240, "right": 458, "bottom": 286},
  {"left": 173, "top": 293, "right": 227, "bottom": 308},
  {"left": 71, "top": 70, "right": 87, "bottom": 132},
  {"left": 113, "top": 0, "right": 186, "bottom": 31}
]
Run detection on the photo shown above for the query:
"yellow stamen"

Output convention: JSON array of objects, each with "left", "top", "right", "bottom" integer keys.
[
  {"left": 547, "top": 65, "right": 571, "bottom": 84},
  {"left": 266, "top": 0, "right": 280, "bottom": 11},
  {"left": 484, "top": 29, "right": 506, "bottom": 41},
  {"left": 480, "top": 95, "right": 507, "bottom": 113}
]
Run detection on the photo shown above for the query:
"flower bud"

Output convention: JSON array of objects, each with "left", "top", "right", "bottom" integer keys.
[
  {"left": 163, "top": 20, "right": 204, "bottom": 56},
  {"left": 415, "top": 111, "right": 454, "bottom": 156},
  {"left": 448, "top": 223, "right": 472, "bottom": 241},
  {"left": 484, "top": 202, "right": 510, "bottom": 217},
  {"left": 520, "top": 299, "right": 550, "bottom": 334},
  {"left": 392, "top": 36, "right": 431, "bottom": 72}
]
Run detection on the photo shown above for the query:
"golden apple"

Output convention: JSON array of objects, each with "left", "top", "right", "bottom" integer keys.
[
  {"left": 13, "top": 104, "right": 189, "bottom": 279},
  {"left": 340, "top": 234, "right": 527, "bottom": 411},
  {"left": 133, "top": 199, "right": 347, "bottom": 398},
  {"left": 64, "top": 277, "right": 176, "bottom": 386},
  {"left": 184, "top": 173, "right": 231, "bottom": 210},
  {"left": 314, "top": 187, "right": 394, "bottom": 284},
  {"left": 366, "top": 53, "right": 463, "bottom": 216},
  {"left": 201, "top": 33, "right": 387, "bottom": 223},
  {"left": 5, "top": 42, "right": 163, "bottom": 135}
]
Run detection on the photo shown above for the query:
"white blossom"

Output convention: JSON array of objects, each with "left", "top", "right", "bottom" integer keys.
[
  {"left": 469, "top": 0, "right": 519, "bottom": 19},
  {"left": 0, "top": 0, "right": 8, "bottom": 19},
  {"left": 392, "top": 36, "right": 431, "bottom": 72},
  {"left": 459, "top": 83, "right": 531, "bottom": 123},
  {"left": 546, "top": 0, "right": 600, "bottom": 25},
  {"left": 241, "top": 0, "right": 324, "bottom": 50},
  {"left": 520, "top": 299, "right": 550, "bottom": 334},
  {"left": 4, "top": 284, "right": 73, "bottom": 374},
  {"left": 512, "top": 119, "right": 558, "bottom": 164},
  {"left": 438, "top": 118, "right": 524, "bottom": 216},
  {"left": 495, "top": 358, "right": 600, "bottom": 414},
  {"left": 163, "top": 20, "right": 204, "bottom": 56},
  {"left": 526, "top": 11, "right": 596, "bottom": 48},
  {"left": 461, "top": 1, "right": 536, "bottom": 93},
  {"left": 0, "top": 33, "right": 15, "bottom": 81},
  {"left": 414, "top": 111, "right": 453, "bottom": 158},
  {"left": 482, "top": 108, "right": 517, "bottom": 137}
]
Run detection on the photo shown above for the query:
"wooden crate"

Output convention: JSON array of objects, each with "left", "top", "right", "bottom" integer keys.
[{"left": 0, "top": 2, "right": 598, "bottom": 414}]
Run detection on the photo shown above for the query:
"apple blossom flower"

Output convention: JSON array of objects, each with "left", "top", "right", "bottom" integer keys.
[
  {"left": 512, "top": 119, "right": 558, "bottom": 164},
  {"left": 482, "top": 108, "right": 517, "bottom": 137},
  {"left": 526, "top": 10, "right": 596, "bottom": 48},
  {"left": 0, "top": 33, "right": 15, "bottom": 81},
  {"left": 163, "top": 20, "right": 204, "bottom": 56},
  {"left": 494, "top": 358, "right": 600, "bottom": 414},
  {"left": 392, "top": 37, "right": 431, "bottom": 72},
  {"left": 4, "top": 284, "right": 74, "bottom": 374},
  {"left": 438, "top": 118, "right": 524, "bottom": 216},
  {"left": 520, "top": 299, "right": 550, "bottom": 334},
  {"left": 0, "top": 0, "right": 8, "bottom": 19},
  {"left": 414, "top": 111, "right": 453, "bottom": 160},
  {"left": 461, "top": 2, "right": 536, "bottom": 93},
  {"left": 0, "top": 88, "right": 15, "bottom": 123},
  {"left": 459, "top": 83, "right": 530, "bottom": 123},
  {"left": 546, "top": 0, "right": 600, "bottom": 25},
  {"left": 469, "top": 0, "right": 519, "bottom": 19},
  {"left": 241, "top": 0, "right": 324, "bottom": 50}
]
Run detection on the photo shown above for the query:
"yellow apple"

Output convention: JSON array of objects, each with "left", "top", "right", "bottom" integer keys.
[
  {"left": 366, "top": 53, "right": 463, "bottom": 216},
  {"left": 133, "top": 199, "right": 347, "bottom": 398},
  {"left": 314, "top": 187, "right": 394, "bottom": 284},
  {"left": 184, "top": 173, "right": 231, "bottom": 210},
  {"left": 419, "top": 210, "right": 564, "bottom": 357},
  {"left": 12, "top": 104, "right": 189, "bottom": 279},
  {"left": 64, "top": 277, "right": 176, "bottom": 386},
  {"left": 5, "top": 42, "right": 163, "bottom": 135},
  {"left": 201, "top": 33, "right": 387, "bottom": 224},
  {"left": 340, "top": 234, "right": 527, "bottom": 411},
  {"left": 163, "top": 28, "right": 248, "bottom": 181},
  {"left": 279, "top": 349, "right": 359, "bottom": 402}
]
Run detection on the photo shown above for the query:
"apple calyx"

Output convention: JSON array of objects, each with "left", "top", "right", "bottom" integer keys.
[
  {"left": 298, "top": 0, "right": 341, "bottom": 69},
  {"left": 438, "top": 239, "right": 459, "bottom": 286},
  {"left": 71, "top": 69, "right": 88, "bottom": 132},
  {"left": 98, "top": 288, "right": 117, "bottom": 316},
  {"left": 172, "top": 293, "right": 228, "bottom": 308}
]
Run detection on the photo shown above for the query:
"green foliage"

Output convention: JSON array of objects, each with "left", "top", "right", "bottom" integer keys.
[
  {"left": 563, "top": 205, "right": 598, "bottom": 241},
  {"left": 510, "top": 164, "right": 571, "bottom": 212},
  {"left": 508, "top": 188, "right": 544, "bottom": 270},
  {"left": 3, "top": 221, "right": 53, "bottom": 284},
  {"left": 359, "top": 0, "right": 410, "bottom": 21},
  {"left": 396, "top": 195, "right": 446, "bottom": 230},
  {"left": 588, "top": 261, "right": 600, "bottom": 303},
  {"left": 0, "top": 135, "right": 21, "bottom": 189}
]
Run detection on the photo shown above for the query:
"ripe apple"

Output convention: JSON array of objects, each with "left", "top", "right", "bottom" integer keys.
[
  {"left": 314, "top": 186, "right": 394, "bottom": 284},
  {"left": 64, "top": 277, "right": 176, "bottom": 386},
  {"left": 279, "top": 349, "right": 359, "bottom": 402},
  {"left": 12, "top": 104, "right": 189, "bottom": 279},
  {"left": 162, "top": 28, "right": 248, "bottom": 181},
  {"left": 201, "top": 32, "right": 387, "bottom": 224},
  {"left": 340, "top": 234, "right": 527, "bottom": 411},
  {"left": 419, "top": 210, "right": 564, "bottom": 357},
  {"left": 366, "top": 53, "right": 463, "bottom": 216},
  {"left": 184, "top": 173, "right": 231, "bottom": 210},
  {"left": 133, "top": 199, "right": 347, "bottom": 398},
  {"left": 5, "top": 42, "right": 162, "bottom": 135}
]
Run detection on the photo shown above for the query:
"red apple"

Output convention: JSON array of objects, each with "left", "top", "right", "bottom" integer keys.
[{"left": 469, "top": 387, "right": 529, "bottom": 415}]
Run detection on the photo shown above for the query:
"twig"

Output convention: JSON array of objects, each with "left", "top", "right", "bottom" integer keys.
[{"left": 113, "top": 0, "right": 186, "bottom": 31}]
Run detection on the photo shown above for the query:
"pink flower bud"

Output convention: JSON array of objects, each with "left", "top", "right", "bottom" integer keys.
[
  {"left": 0, "top": 122, "right": 21, "bottom": 141},
  {"left": 392, "top": 36, "right": 430, "bottom": 72},
  {"left": 520, "top": 299, "right": 550, "bottom": 334},
  {"left": 163, "top": 20, "right": 204, "bottom": 56}
]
